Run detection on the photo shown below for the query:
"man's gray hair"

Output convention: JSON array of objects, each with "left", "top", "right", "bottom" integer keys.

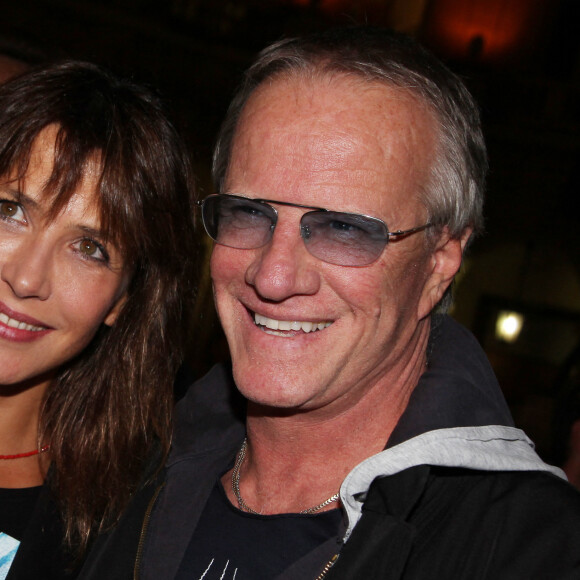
[{"left": 213, "top": 26, "right": 487, "bottom": 241}]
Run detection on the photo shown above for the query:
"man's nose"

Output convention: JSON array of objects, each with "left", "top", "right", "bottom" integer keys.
[
  {"left": 0, "top": 236, "right": 52, "bottom": 300},
  {"left": 245, "top": 219, "right": 321, "bottom": 301}
]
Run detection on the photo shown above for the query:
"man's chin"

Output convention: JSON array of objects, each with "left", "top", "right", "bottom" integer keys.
[{"left": 235, "top": 373, "right": 323, "bottom": 414}]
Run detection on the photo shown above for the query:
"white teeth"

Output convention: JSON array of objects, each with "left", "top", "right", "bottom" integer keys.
[
  {"left": 254, "top": 313, "right": 331, "bottom": 334},
  {"left": 0, "top": 312, "right": 45, "bottom": 332}
]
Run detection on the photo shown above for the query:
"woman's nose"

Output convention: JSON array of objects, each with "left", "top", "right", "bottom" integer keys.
[{"left": 0, "top": 236, "right": 52, "bottom": 300}]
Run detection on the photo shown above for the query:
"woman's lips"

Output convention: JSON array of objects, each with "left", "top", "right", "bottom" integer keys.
[{"left": 0, "top": 301, "right": 52, "bottom": 342}]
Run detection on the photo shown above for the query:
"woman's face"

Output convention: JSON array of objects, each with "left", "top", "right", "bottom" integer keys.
[{"left": 0, "top": 128, "right": 128, "bottom": 390}]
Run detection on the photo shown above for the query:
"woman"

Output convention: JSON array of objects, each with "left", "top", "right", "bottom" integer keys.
[{"left": 0, "top": 61, "right": 196, "bottom": 578}]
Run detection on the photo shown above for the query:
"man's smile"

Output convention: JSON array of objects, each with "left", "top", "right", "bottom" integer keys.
[{"left": 254, "top": 312, "right": 332, "bottom": 335}]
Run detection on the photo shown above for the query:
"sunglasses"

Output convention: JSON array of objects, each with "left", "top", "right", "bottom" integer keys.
[{"left": 197, "top": 194, "right": 432, "bottom": 267}]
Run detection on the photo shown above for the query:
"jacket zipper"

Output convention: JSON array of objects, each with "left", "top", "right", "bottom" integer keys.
[
  {"left": 315, "top": 554, "right": 339, "bottom": 580},
  {"left": 133, "top": 482, "right": 165, "bottom": 580}
]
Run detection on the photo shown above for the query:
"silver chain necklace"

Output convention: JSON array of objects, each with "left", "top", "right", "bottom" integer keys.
[{"left": 231, "top": 438, "right": 340, "bottom": 515}]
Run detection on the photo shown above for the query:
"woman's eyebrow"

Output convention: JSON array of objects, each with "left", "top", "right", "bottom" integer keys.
[
  {"left": 0, "top": 186, "right": 41, "bottom": 210},
  {"left": 77, "top": 224, "right": 106, "bottom": 240}
]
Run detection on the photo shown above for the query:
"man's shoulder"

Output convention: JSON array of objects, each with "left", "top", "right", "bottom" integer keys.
[
  {"left": 420, "top": 467, "right": 580, "bottom": 575},
  {"left": 368, "top": 463, "right": 580, "bottom": 520},
  {"left": 425, "top": 465, "right": 580, "bottom": 518},
  {"left": 408, "top": 466, "right": 580, "bottom": 574},
  {"left": 332, "top": 466, "right": 580, "bottom": 579}
]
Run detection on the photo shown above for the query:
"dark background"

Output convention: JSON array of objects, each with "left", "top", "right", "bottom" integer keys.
[{"left": 2, "top": 0, "right": 580, "bottom": 460}]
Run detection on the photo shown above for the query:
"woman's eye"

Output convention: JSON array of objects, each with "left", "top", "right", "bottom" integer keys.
[
  {"left": 0, "top": 200, "right": 26, "bottom": 223},
  {"left": 76, "top": 238, "right": 109, "bottom": 262}
]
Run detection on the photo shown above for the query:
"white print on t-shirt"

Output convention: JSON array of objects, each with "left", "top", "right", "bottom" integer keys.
[
  {"left": 0, "top": 532, "right": 20, "bottom": 580},
  {"left": 199, "top": 557, "right": 238, "bottom": 580}
]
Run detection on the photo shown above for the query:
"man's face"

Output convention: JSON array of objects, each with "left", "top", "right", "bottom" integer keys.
[{"left": 211, "top": 74, "right": 450, "bottom": 415}]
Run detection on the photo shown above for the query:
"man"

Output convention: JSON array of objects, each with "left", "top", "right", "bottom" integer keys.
[{"left": 143, "top": 27, "right": 580, "bottom": 578}]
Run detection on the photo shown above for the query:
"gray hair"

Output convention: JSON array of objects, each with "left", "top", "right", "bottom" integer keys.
[{"left": 213, "top": 26, "right": 487, "bottom": 240}]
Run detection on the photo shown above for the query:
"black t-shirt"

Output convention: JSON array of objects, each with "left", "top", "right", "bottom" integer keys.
[
  {"left": 175, "top": 481, "right": 342, "bottom": 580},
  {"left": 0, "top": 486, "right": 42, "bottom": 577},
  {"left": 0, "top": 486, "right": 42, "bottom": 541}
]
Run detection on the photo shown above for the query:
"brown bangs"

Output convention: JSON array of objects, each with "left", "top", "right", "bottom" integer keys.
[
  {"left": 0, "top": 69, "right": 161, "bottom": 264},
  {"left": 0, "top": 126, "right": 132, "bottom": 259}
]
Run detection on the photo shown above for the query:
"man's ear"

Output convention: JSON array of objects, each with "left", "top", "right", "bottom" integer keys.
[{"left": 417, "top": 227, "right": 472, "bottom": 320}]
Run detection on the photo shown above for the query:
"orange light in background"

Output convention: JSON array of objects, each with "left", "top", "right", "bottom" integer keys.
[{"left": 422, "top": 0, "right": 552, "bottom": 64}]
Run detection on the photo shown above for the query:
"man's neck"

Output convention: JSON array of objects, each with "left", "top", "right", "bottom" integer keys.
[{"left": 222, "top": 321, "right": 431, "bottom": 515}]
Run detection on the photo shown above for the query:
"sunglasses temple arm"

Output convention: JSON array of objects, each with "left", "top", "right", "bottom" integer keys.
[{"left": 388, "top": 223, "right": 433, "bottom": 239}]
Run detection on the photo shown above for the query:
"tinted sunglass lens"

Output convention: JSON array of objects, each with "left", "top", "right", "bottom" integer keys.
[
  {"left": 301, "top": 211, "right": 387, "bottom": 266},
  {"left": 203, "top": 196, "right": 275, "bottom": 249}
]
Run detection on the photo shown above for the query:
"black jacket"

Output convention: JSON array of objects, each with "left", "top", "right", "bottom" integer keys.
[{"left": 326, "top": 466, "right": 580, "bottom": 579}]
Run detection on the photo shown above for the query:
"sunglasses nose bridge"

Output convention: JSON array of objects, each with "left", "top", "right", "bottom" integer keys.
[
  {"left": 299, "top": 217, "right": 312, "bottom": 241},
  {"left": 298, "top": 213, "right": 331, "bottom": 263},
  {"left": 261, "top": 219, "right": 276, "bottom": 247},
  {"left": 251, "top": 209, "right": 317, "bottom": 265}
]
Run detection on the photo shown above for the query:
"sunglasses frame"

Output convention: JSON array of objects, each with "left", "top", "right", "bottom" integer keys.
[{"left": 196, "top": 193, "right": 432, "bottom": 266}]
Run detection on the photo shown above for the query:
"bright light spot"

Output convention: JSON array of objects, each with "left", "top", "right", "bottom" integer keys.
[{"left": 495, "top": 311, "right": 524, "bottom": 343}]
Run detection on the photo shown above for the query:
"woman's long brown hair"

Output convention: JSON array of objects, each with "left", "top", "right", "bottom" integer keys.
[{"left": 0, "top": 61, "right": 197, "bottom": 554}]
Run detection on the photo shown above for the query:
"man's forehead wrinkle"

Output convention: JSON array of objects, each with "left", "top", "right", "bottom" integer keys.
[
  {"left": 278, "top": 126, "right": 364, "bottom": 175},
  {"left": 240, "top": 103, "right": 380, "bottom": 170},
  {"left": 237, "top": 128, "right": 384, "bottom": 198}
]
